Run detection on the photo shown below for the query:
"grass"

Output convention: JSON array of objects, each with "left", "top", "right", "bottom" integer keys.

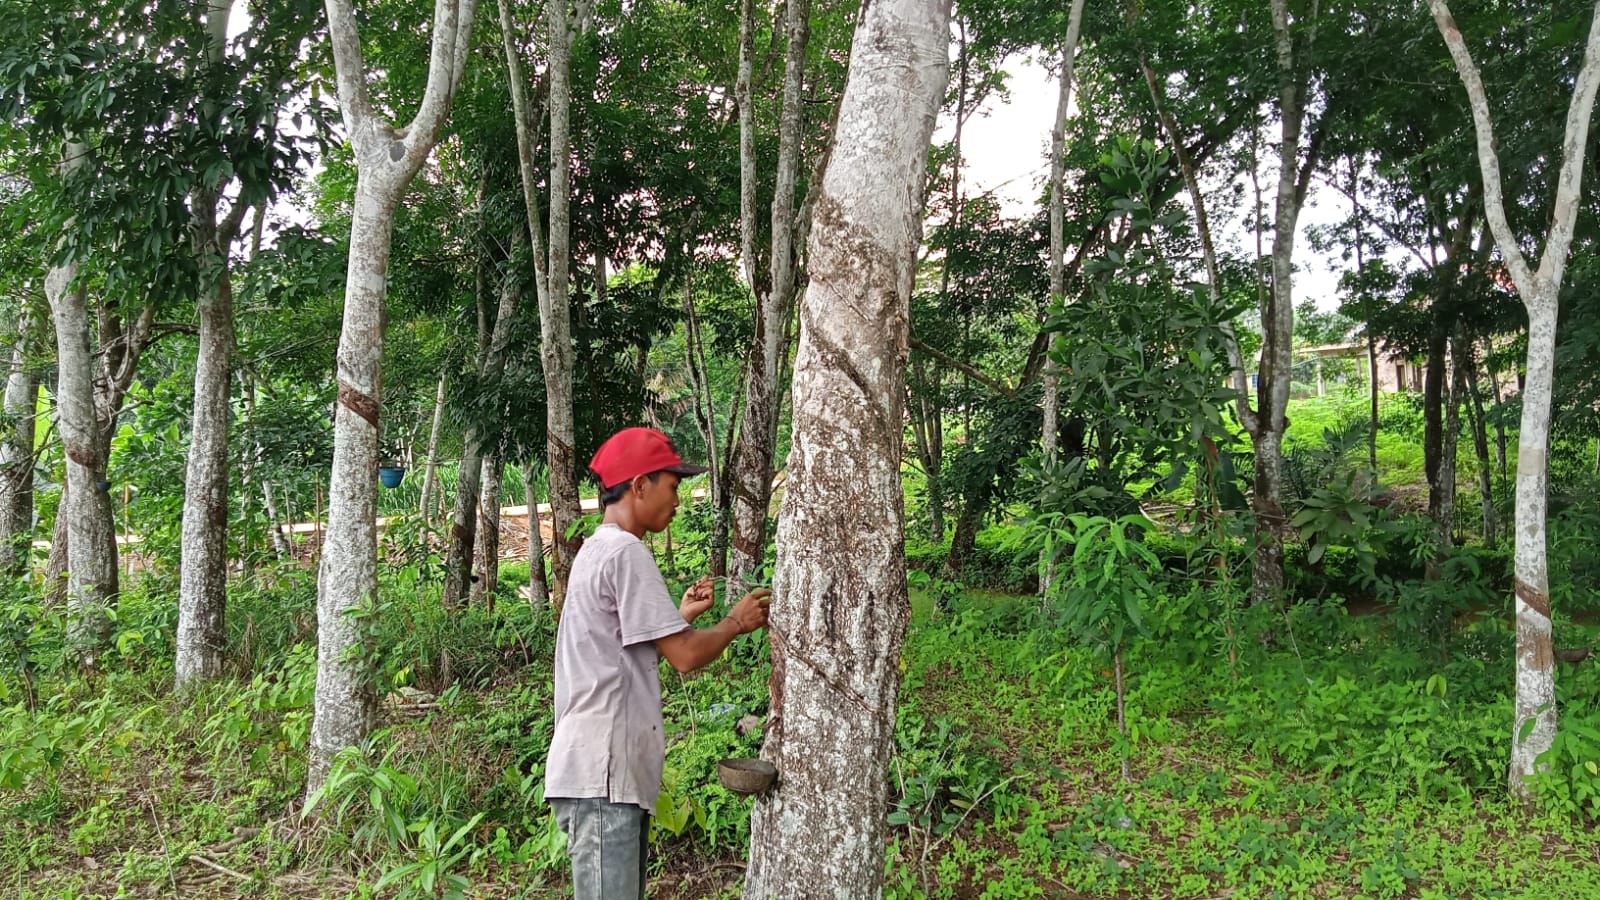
[{"left": 6, "top": 571, "right": 1600, "bottom": 899}]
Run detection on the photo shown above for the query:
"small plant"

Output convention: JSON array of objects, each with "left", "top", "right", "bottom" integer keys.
[{"left": 1029, "top": 512, "right": 1160, "bottom": 783}]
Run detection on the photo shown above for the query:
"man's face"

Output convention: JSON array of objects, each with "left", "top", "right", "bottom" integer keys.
[{"left": 635, "top": 471, "right": 682, "bottom": 533}]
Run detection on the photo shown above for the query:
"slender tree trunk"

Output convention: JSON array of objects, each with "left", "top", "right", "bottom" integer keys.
[
  {"left": 943, "top": 474, "right": 991, "bottom": 582},
  {"left": 1486, "top": 347, "right": 1509, "bottom": 482},
  {"left": 907, "top": 356, "right": 944, "bottom": 541},
  {"left": 743, "top": 0, "right": 947, "bottom": 892},
  {"left": 500, "top": 0, "right": 580, "bottom": 608},
  {"left": 419, "top": 373, "right": 447, "bottom": 526},
  {"left": 445, "top": 238, "right": 523, "bottom": 607},
  {"left": 727, "top": 0, "right": 812, "bottom": 596},
  {"left": 47, "top": 141, "right": 118, "bottom": 659},
  {"left": 177, "top": 4, "right": 248, "bottom": 683},
  {"left": 44, "top": 494, "right": 67, "bottom": 602},
  {"left": 1, "top": 307, "right": 39, "bottom": 578},
  {"left": 1442, "top": 339, "right": 1463, "bottom": 546},
  {"left": 1252, "top": 0, "right": 1319, "bottom": 605},
  {"left": 1039, "top": 0, "right": 1087, "bottom": 600},
  {"left": 681, "top": 274, "right": 729, "bottom": 571},
  {"left": 1424, "top": 324, "right": 1449, "bottom": 564},
  {"left": 310, "top": 0, "right": 477, "bottom": 796},
  {"left": 543, "top": 0, "right": 581, "bottom": 606},
  {"left": 443, "top": 428, "right": 484, "bottom": 606},
  {"left": 710, "top": 359, "right": 745, "bottom": 578},
  {"left": 1430, "top": 0, "right": 1600, "bottom": 801},
  {"left": 474, "top": 453, "right": 503, "bottom": 605},
  {"left": 1461, "top": 340, "right": 1496, "bottom": 547},
  {"left": 176, "top": 183, "right": 240, "bottom": 688},
  {"left": 523, "top": 461, "right": 548, "bottom": 611}
]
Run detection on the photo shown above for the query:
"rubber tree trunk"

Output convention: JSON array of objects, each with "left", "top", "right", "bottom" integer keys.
[
  {"left": 176, "top": 184, "right": 240, "bottom": 688},
  {"left": 499, "top": 0, "right": 580, "bottom": 608},
  {"left": 742, "top": 0, "right": 948, "bottom": 894},
  {"left": 1, "top": 307, "right": 39, "bottom": 578},
  {"left": 442, "top": 266, "right": 494, "bottom": 607},
  {"left": 1461, "top": 339, "right": 1496, "bottom": 547},
  {"left": 47, "top": 141, "right": 118, "bottom": 660},
  {"left": 1508, "top": 300, "right": 1560, "bottom": 797},
  {"left": 523, "top": 461, "right": 548, "bottom": 611},
  {"left": 1038, "top": 0, "right": 1086, "bottom": 599},
  {"left": 419, "top": 373, "right": 447, "bottom": 526},
  {"left": 1251, "top": 0, "right": 1320, "bottom": 605},
  {"left": 473, "top": 453, "right": 503, "bottom": 605},
  {"left": 907, "top": 356, "right": 943, "bottom": 541},
  {"left": 726, "top": 0, "right": 811, "bottom": 597},
  {"left": 1430, "top": 0, "right": 1600, "bottom": 802},
  {"left": 310, "top": 0, "right": 477, "bottom": 797},
  {"left": 1423, "top": 324, "right": 1450, "bottom": 569}
]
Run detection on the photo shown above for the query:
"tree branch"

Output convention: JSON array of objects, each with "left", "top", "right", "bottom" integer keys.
[{"left": 908, "top": 336, "right": 1012, "bottom": 397}]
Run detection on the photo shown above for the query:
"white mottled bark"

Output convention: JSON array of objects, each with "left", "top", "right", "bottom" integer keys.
[
  {"left": 1430, "top": 0, "right": 1600, "bottom": 800},
  {"left": 742, "top": 0, "right": 948, "bottom": 895},
  {"left": 47, "top": 141, "right": 118, "bottom": 659},
  {"left": 176, "top": 2, "right": 246, "bottom": 689},
  {"left": 1, "top": 304, "right": 40, "bottom": 577},
  {"left": 419, "top": 373, "right": 447, "bottom": 525},
  {"left": 542, "top": 0, "right": 581, "bottom": 606},
  {"left": 473, "top": 452, "right": 503, "bottom": 603},
  {"left": 1250, "top": 0, "right": 1314, "bottom": 605},
  {"left": 499, "top": 0, "right": 580, "bottom": 608},
  {"left": 1039, "top": 0, "right": 1085, "bottom": 599},
  {"left": 175, "top": 189, "right": 240, "bottom": 687},
  {"left": 310, "top": 0, "right": 477, "bottom": 797},
  {"left": 727, "top": 0, "right": 813, "bottom": 596}
]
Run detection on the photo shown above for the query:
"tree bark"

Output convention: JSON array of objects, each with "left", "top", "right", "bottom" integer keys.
[
  {"left": 473, "top": 453, "right": 503, "bottom": 605},
  {"left": 523, "top": 461, "right": 548, "bottom": 611},
  {"left": 1, "top": 304, "right": 39, "bottom": 578},
  {"left": 1424, "top": 325, "right": 1449, "bottom": 558},
  {"left": 499, "top": 0, "right": 581, "bottom": 608},
  {"left": 907, "top": 355, "right": 944, "bottom": 541},
  {"left": 176, "top": 186, "right": 242, "bottom": 688},
  {"left": 419, "top": 372, "right": 448, "bottom": 526},
  {"left": 1461, "top": 339, "right": 1496, "bottom": 547},
  {"left": 1430, "top": 0, "right": 1600, "bottom": 801},
  {"left": 1251, "top": 0, "right": 1321, "bottom": 605},
  {"left": 727, "top": 0, "right": 812, "bottom": 596},
  {"left": 310, "top": 0, "right": 477, "bottom": 797},
  {"left": 1039, "top": 0, "right": 1086, "bottom": 600},
  {"left": 445, "top": 243, "right": 521, "bottom": 607},
  {"left": 742, "top": 0, "right": 948, "bottom": 893},
  {"left": 176, "top": 7, "right": 250, "bottom": 687},
  {"left": 47, "top": 141, "right": 118, "bottom": 660}
]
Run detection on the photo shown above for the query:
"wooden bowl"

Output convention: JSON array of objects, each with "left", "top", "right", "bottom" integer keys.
[{"left": 717, "top": 758, "right": 777, "bottom": 795}]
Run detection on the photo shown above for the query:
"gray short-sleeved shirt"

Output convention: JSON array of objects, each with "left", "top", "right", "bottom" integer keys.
[{"left": 544, "top": 524, "right": 689, "bottom": 811}]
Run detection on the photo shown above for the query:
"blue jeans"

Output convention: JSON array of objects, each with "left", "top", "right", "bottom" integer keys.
[{"left": 551, "top": 797, "right": 649, "bottom": 899}]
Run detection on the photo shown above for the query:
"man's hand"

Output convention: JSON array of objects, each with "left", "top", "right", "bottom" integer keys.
[
  {"left": 679, "top": 575, "right": 715, "bottom": 623},
  {"left": 657, "top": 585, "right": 774, "bottom": 673},
  {"left": 728, "top": 587, "right": 772, "bottom": 634}
]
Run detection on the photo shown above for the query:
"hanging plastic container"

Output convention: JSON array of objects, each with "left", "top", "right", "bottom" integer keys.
[{"left": 378, "top": 465, "right": 406, "bottom": 488}]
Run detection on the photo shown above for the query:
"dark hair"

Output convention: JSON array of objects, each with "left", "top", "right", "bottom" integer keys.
[{"left": 599, "top": 470, "right": 661, "bottom": 507}]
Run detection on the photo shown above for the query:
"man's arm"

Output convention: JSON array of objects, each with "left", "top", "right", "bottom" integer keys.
[{"left": 655, "top": 588, "right": 772, "bottom": 673}]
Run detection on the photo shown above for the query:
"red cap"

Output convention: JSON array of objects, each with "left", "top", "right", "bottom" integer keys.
[{"left": 589, "top": 427, "right": 709, "bottom": 488}]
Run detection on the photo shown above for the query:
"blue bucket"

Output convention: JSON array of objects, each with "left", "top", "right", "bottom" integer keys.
[{"left": 378, "top": 466, "right": 406, "bottom": 488}]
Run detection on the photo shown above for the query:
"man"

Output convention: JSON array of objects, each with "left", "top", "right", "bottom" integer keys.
[{"left": 544, "top": 426, "right": 772, "bottom": 899}]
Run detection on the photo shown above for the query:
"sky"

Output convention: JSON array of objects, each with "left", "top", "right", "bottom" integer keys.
[{"left": 936, "top": 55, "right": 1351, "bottom": 313}]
